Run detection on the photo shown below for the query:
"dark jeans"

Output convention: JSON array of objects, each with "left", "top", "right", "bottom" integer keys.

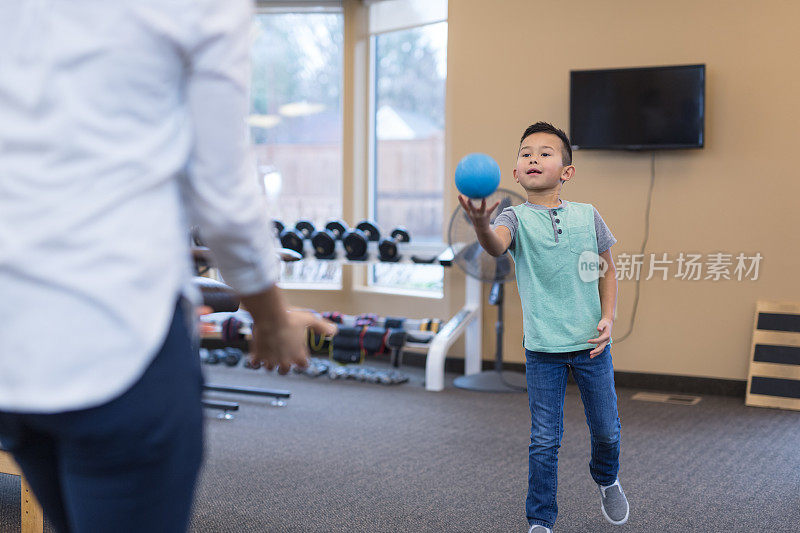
[
  {"left": 524, "top": 345, "right": 620, "bottom": 529},
  {"left": 0, "top": 300, "right": 203, "bottom": 533}
]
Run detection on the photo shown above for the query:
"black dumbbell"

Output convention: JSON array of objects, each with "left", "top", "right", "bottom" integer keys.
[
  {"left": 378, "top": 227, "right": 411, "bottom": 262},
  {"left": 279, "top": 227, "right": 305, "bottom": 257},
  {"left": 294, "top": 220, "right": 316, "bottom": 240},
  {"left": 324, "top": 220, "right": 349, "bottom": 240},
  {"left": 272, "top": 220, "right": 284, "bottom": 238},
  {"left": 206, "top": 349, "right": 226, "bottom": 365},
  {"left": 221, "top": 347, "right": 243, "bottom": 367},
  {"left": 342, "top": 228, "right": 368, "bottom": 261},
  {"left": 311, "top": 228, "right": 337, "bottom": 259},
  {"left": 355, "top": 220, "right": 381, "bottom": 241}
]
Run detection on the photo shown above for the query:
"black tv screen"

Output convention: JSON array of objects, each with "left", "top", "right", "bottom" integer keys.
[{"left": 570, "top": 64, "right": 705, "bottom": 150}]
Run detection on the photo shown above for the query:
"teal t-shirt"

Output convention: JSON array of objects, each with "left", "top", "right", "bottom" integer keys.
[{"left": 500, "top": 200, "right": 609, "bottom": 353}]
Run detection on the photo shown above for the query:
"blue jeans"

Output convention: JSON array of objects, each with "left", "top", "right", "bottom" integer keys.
[
  {"left": 0, "top": 300, "right": 204, "bottom": 533},
  {"left": 524, "top": 345, "right": 620, "bottom": 529}
]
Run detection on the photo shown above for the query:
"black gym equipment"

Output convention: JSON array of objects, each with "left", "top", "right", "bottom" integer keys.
[
  {"left": 204, "top": 384, "right": 290, "bottom": 408},
  {"left": 279, "top": 226, "right": 305, "bottom": 257},
  {"left": 220, "top": 347, "right": 243, "bottom": 367},
  {"left": 448, "top": 188, "right": 528, "bottom": 393},
  {"left": 214, "top": 307, "right": 437, "bottom": 366},
  {"left": 377, "top": 226, "right": 411, "bottom": 262},
  {"left": 272, "top": 219, "right": 432, "bottom": 263},
  {"left": 355, "top": 220, "right": 380, "bottom": 241},
  {"left": 202, "top": 399, "right": 239, "bottom": 420},
  {"left": 324, "top": 220, "right": 348, "bottom": 240},
  {"left": 329, "top": 324, "right": 407, "bottom": 366},
  {"left": 337, "top": 220, "right": 386, "bottom": 261},
  {"left": 342, "top": 228, "right": 368, "bottom": 261},
  {"left": 327, "top": 364, "right": 409, "bottom": 385},
  {"left": 294, "top": 220, "right": 316, "bottom": 240},
  {"left": 205, "top": 349, "right": 224, "bottom": 365},
  {"left": 194, "top": 277, "right": 241, "bottom": 313},
  {"left": 310, "top": 227, "right": 337, "bottom": 259}
]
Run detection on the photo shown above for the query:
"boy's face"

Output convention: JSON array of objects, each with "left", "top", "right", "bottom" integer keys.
[{"left": 513, "top": 132, "right": 574, "bottom": 191}]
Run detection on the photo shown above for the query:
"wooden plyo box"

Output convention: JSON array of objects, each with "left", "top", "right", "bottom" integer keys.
[
  {"left": 0, "top": 449, "right": 45, "bottom": 533},
  {"left": 746, "top": 301, "right": 800, "bottom": 411}
]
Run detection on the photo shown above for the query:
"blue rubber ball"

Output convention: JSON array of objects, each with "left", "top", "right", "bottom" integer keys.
[{"left": 455, "top": 153, "right": 501, "bottom": 199}]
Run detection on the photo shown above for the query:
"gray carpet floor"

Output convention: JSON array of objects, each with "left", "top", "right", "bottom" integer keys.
[{"left": 2, "top": 360, "right": 799, "bottom": 532}]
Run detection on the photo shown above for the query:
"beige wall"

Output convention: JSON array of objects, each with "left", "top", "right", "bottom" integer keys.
[{"left": 287, "top": 0, "right": 800, "bottom": 381}]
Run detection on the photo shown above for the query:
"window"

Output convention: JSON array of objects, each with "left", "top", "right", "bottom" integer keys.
[
  {"left": 368, "top": 1, "right": 447, "bottom": 295},
  {"left": 250, "top": 7, "right": 344, "bottom": 287}
]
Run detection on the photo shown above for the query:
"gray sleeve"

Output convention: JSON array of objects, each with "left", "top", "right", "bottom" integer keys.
[
  {"left": 492, "top": 207, "right": 518, "bottom": 248},
  {"left": 593, "top": 207, "right": 617, "bottom": 253}
]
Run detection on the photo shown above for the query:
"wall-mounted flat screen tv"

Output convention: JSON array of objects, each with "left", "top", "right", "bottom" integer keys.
[{"left": 570, "top": 64, "right": 705, "bottom": 150}]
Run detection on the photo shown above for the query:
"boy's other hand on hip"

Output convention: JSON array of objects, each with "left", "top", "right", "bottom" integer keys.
[{"left": 588, "top": 318, "right": 613, "bottom": 357}]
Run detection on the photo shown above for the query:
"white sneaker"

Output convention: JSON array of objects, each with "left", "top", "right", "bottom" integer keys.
[
  {"left": 528, "top": 525, "right": 552, "bottom": 533},
  {"left": 599, "top": 478, "right": 629, "bottom": 525}
]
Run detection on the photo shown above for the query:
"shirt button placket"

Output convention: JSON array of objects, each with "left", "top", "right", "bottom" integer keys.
[{"left": 553, "top": 209, "right": 561, "bottom": 240}]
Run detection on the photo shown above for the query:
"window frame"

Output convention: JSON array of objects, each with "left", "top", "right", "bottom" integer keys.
[
  {"left": 356, "top": 18, "right": 448, "bottom": 298},
  {"left": 255, "top": 1, "right": 342, "bottom": 14},
  {"left": 253, "top": 0, "right": 449, "bottom": 299},
  {"left": 252, "top": 2, "right": 346, "bottom": 290}
]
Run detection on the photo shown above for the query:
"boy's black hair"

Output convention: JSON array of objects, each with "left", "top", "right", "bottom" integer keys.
[{"left": 519, "top": 122, "right": 572, "bottom": 166}]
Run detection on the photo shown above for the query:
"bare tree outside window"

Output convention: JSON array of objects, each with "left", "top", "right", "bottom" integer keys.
[
  {"left": 250, "top": 12, "right": 344, "bottom": 286},
  {"left": 371, "top": 22, "right": 447, "bottom": 294}
]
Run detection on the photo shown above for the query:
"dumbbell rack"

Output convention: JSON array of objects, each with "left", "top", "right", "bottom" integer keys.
[
  {"left": 198, "top": 242, "right": 483, "bottom": 392},
  {"left": 280, "top": 240, "right": 451, "bottom": 265}
]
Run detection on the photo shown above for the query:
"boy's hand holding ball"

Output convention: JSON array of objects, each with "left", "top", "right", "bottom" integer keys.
[{"left": 458, "top": 195, "right": 500, "bottom": 229}]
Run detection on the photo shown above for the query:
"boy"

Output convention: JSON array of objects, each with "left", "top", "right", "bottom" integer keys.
[{"left": 458, "top": 122, "right": 627, "bottom": 532}]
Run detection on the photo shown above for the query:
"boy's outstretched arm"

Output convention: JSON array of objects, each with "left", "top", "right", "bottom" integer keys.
[
  {"left": 589, "top": 247, "right": 617, "bottom": 357},
  {"left": 458, "top": 195, "right": 513, "bottom": 257}
]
